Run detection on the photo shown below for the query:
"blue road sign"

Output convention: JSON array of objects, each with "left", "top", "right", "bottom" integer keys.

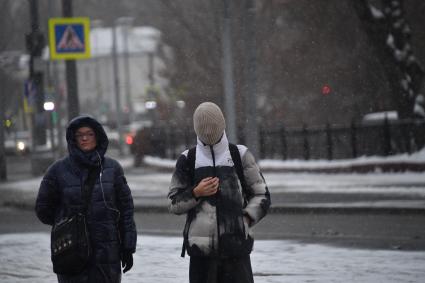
[{"left": 49, "top": 17, "right": 91, "bottom": 60}]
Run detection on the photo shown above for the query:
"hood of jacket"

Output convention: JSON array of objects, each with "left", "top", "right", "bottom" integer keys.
[{"left": 66, "top": 115, "right": 109, "bottom": 168}]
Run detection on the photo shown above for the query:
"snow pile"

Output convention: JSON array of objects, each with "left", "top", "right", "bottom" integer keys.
[{"left": 144, "top": 147, "right": 425, "bottom": 171}]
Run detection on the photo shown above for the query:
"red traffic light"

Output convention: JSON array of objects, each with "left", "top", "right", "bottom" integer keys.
[
  {"left": 322, "top": 85, "right": 331, "bottom": 96},
  {"left": 126, "top": 135, "right": 134, "bottom": 145}
]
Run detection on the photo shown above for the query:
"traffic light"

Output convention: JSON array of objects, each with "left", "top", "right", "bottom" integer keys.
[
  {"left": 25, "top": 31, "right": 45, "bottom": 57},
  {"left": 322, "top": 84, "right": 331, "bottom": 96},
  {"left": 4, "top": 119, "right": 12, "bottom": 128}
]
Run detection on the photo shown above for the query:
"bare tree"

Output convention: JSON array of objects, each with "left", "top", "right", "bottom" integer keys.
[
  {"left": 31, "top": 0, "right": 424, "bottom": 130},
  {"left": 351, "top": 0, "right": 424, "bottom": 119},
  {"left": 155, "top": 0, "right": 223, "bottom": 111}
]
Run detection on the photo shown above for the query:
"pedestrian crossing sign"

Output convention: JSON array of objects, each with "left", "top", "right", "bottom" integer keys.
[{"left": 48, "top": 17, "right": 91, "bottom": 60}]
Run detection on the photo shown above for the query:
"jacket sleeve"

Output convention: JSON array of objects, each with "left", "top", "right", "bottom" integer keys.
[
  {"left": 241, "top": 149, "right": 271, "bottom": 226},
  {"left": 168, "top": 153, "right": 200, "bottom": 215},
  {"left": 114, "top": 162, "right": 137, "bottom": 253},
  {"left": 35, "top": 164, "right": 60, "bottom": 226}
]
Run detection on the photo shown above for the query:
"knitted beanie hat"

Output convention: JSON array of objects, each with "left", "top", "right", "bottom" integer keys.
[{"left": 193, "top": 102, "right": 226, "bottom": 145}]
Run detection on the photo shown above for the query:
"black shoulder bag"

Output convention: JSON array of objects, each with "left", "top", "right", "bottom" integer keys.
[{"left": 51, "top": 169, "right": 98, "bottom": 275}]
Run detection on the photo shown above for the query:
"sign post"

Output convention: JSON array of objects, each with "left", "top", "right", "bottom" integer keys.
[{"left": 48, "top": 15, "right": 91, "bottom": 120}]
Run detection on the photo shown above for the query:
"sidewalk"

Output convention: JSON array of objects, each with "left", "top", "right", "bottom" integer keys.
[
  {"left": 1, "top": 156, "right": 425, "bottom": 214},
  {"left": 1, "top": 233, "right": 424, "bottom": 283}
]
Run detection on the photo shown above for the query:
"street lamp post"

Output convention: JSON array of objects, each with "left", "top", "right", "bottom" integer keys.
[
  {"left": 47, "top": 0, "right": 65, "bottom": 156},
  {"left": 91, "top": 19, "right": 104, "bottom": 118},
  {"left": 221, "top": 0, "right": 237, "bottom": 144},
  {"left": 116, "top": 17, "right": 134, "bottom": 124},
  {"left": 43, "top": 101, "right": 56, "bottom": 158},
  {"left": 112, "top": 23, "right": 124, "bottom": 155},
  {"left": 243, "top": 0, "right": 259, "bottom": 159},
  {"left": 27, "top": 0, "right": 47, "bottom": 148},
  {"left": 147, "top": 51, "right": 155, "bottom": 87},
  {"left": 0, "top": 87, "right": 6, "bottom": 180},
  {"left": 61, "top": 0, "right": 79, "bottom": 120},
  {"left": 146, "top": 52, "right": 157, "bottom": 125}
]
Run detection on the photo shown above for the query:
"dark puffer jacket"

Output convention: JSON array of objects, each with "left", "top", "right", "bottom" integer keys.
[{"left": 35, "top": 115, "right": 137, "bottom": 283}]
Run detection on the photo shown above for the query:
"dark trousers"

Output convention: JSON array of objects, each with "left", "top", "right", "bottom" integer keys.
[
  {"left": 189, "top": 255, "right": 254, "bottom": 283},
  {"left": 57, "top": 263, "right": 121, "bottom": 283}
]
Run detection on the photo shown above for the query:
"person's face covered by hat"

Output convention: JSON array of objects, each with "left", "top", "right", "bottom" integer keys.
[{"left": 193, "top": 102, "right": 226, "bottom": 145}]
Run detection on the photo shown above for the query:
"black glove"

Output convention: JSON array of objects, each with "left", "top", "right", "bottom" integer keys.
[{"left": 121, "top": 250, "right": 133, "bottom": 273}]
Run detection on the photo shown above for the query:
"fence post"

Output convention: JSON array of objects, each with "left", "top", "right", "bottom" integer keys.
[
  {"left": 404, "top": 121, "right": 412, "bottom": 154},
  {"left": 350, "top": 119, "right": 358, "bottom": 158},
  {"left": 303, "top": 124, "right": 310, "bottom": 160},
  {"left": 259, "top": 128, "right": 265, "bottom": 159},
  {"left": 326, "top": 122, "right": 333, "bottom": 160},
  {"left": 151, "top": 126, "right": 158, "bottom": 157},
  {"left": 280, "top": 126, "right": 287, "bottom": 160},
  {"left": 162, "top": 126, "right": 168, "bottom": 158},
  {"left": 383, "top": 114, "right": 392, "bottom": 156},
  {"left": 170, "top": 127, "right": 176, "bottom": 159},
  {"left": 184, "top": 124, "right": 190, "bottom": 149}
]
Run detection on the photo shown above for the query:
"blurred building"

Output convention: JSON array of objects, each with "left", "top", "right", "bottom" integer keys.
[
  {"left": 77, "top": 25, "right": 170, "bottom": 126},
  {"left": 40, "top": 25, "right": 170, "bottom": 127}
]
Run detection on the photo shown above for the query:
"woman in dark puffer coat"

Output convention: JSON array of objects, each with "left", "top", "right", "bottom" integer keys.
[{"left": 35, "top": 115, "right": 137, "bottom": 282}]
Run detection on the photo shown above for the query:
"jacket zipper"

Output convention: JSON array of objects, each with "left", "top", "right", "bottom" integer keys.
[{"left": 209, "top": 145, "right": 220, "bottom": 256}]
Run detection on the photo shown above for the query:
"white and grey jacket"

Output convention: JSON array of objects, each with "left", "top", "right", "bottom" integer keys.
[{"left": 168, "top": 133, "right": 271, "bottom": 257}]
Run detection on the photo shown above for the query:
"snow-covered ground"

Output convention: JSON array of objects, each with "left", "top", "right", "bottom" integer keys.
[
  {"left": 1, "top": 164, "right": 425, "bottom": 211},
  {"left": 3, "top": 171, "right": 425, "bottom": 197},
  {"left": 0, "top": 233, "right": 424, "bottom": 283},
  {"left": 1, "top": 150, "right": 424, "bottom": 282},
  {"left": 143, "top": 147, "right": 425, "bottom": 170},
  {"left": 123, "top": 171, "right": 425, "bottom": 196}
]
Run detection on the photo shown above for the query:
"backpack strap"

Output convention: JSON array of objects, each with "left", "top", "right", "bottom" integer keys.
[
  {"left": 186, "top": 147, "right": 196, "bottom": 186},
  {"left": 229, "top": 143, "right": 248, "bottom": 197},
  {"left": 181, "top": 146, "right": 196, "bottom": 257}
]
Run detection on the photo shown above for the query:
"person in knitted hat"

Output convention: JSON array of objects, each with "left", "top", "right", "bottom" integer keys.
[
  {"left": 168, "top": 102, "right": 271, "bottom": 283},
  {"left": 193, "top": 102, "right": 226, "bottom": 145}
]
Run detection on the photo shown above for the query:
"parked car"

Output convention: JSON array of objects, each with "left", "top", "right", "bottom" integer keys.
[
  {"left": 126, "top": 126, "right": 155, "bottom": 167},
  {"left": 5, "top": 130, "right": 31, "bottom": 155}
]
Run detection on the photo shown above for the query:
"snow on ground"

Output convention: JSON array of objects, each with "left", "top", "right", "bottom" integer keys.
[
  {"left": 4, "top": 147, "right": 425, "bottom": 195},
  {"left": 144, "top": 147, "right": 425, "bottom": 170},
  {"left": 126, "top": 171, "right": 425, "bottom": 198},
  {"left": 2, "top": 171, "right": 425, "bottom": 199},
  {"left": 264, "top": 172, "right": 425, "bottom": 195},
  {"left": 137, "top": 149, "right": 425, "bottom": 198},
  {"left": 0, "top": 233, "right": 424, "bottom": 283},
  {"left": 1, "top": 149, "right": 424, "bottom": 210}
]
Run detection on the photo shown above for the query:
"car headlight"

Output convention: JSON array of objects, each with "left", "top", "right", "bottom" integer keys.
[{"left": 16, "top": 141, "right": 26, "bottom": 152}]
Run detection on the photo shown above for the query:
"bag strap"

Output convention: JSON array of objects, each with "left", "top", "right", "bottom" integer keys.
[
  {"left": 81, "top": 168, "right": 99, "bottom": 215},
  {"left": 181, "top": 147, "right": 196, "bottom": 258},
  {"left": 187, "top": 147, "right": 196, "bottom": 186},
  {"left": 229, "top": 143, "right": 248, "bottom": 197}
]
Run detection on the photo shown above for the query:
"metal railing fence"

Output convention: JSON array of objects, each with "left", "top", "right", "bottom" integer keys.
[{"left": 143, "top": 118, "right": 425, "bottom": 160}]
